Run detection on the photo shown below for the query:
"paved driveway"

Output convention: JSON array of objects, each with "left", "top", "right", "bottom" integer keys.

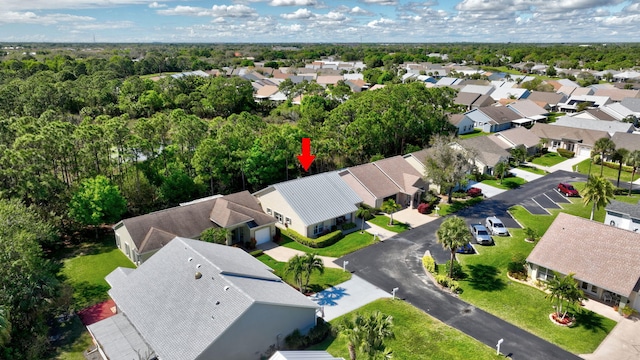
[
  {"left": 338, "top": 171, "right": 588, "bottom": 360},
  {"left": 309, "top": 275, "right": 391, "bottom": 321}
]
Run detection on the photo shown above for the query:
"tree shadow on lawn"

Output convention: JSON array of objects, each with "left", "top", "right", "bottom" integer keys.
[
  {"left": 501, "top": 179, "right": 524, "bottom": 189},
  {"left": 572, "top": 309, "right": 609, "bottom": 332},
  {"left": 466, "top": 264, "right": 506, "bottom": 291},
  {"left": 73, "top": 281, "right": 110, "bottom": 310}
]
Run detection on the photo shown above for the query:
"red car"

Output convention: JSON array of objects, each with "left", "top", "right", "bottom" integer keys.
[{"left": 557, "top": 183, "right": 579, "bottom": 197}]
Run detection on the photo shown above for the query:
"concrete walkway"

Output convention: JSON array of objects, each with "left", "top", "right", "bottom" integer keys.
[
  {"left": 524, "top": 155, "right": 588, "bottom": 174},
  {"left": 466, "top": 181, "right": 507, "bottom": 198},
  {"left": 581, "top": 316, "right": 640, "bottom": 360},
  {"left": 393, "top": 206, "right": 440, "bottom": 229},
  {"left": 258, "top": 242, "right": 342, "bottom": 269},
  {"left": 509, "top": 168, "right": 545, "bottom": 182},
  {"left": 309, "top": 275, "right": 392, "bottom": 321}
]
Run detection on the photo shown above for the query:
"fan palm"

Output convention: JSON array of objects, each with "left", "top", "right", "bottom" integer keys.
[
  {"left": 284, "top": 254, "right": 305, "bottom": 293},
  {"left": 582, "top": 175, "right": 615, "bottom": 221},
  {"left": 592, "top": 137, "right": 616, "bottom": 176},
  {"left": 339, "top": 311, "right": 395, "bottom": 360},
  {"left": 302, "top": 253, "right": 324, "bottom": 293},
  {"left": 356, "top": 204, "right": 378, "bottom": 233},
  {"left": 545, "top": 272, "right": 585, "bottom": 320},
  {"left": 380, "top": 199, "right": 402, "bottom": 226},
  {"left": 625, "top": 150, "right": 640, "bottom": 195},
  {"left": 436, "top": 216, "right": 472, "bottom": 278}
]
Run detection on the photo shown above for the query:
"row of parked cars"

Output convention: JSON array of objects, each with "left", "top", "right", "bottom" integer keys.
[{"left": 458, "top": 216, "right": 510, "bottom": 254}]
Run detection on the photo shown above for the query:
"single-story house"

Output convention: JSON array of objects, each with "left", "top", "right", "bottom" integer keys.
[
  {"left": 611, "top": 132, "right": 640, "bottom": 153},
  {"left": 464, "top": 106, "right": 522, "bottom": 133},
  {"left": 455, "top": 137, "right": 511, "bottom": 175},
  {"left": 270, "top": 351, "right": 344, "bottom": 360},
  {"left": 460, "top": 84, "right": 494, "bottom": 96},
  {"left": 506, "top": 99, "right": 549, "bottom": 127},
  {"left": 339, "top": 156, "right": 427, "bottom": 209},
  {"left": 600, "top": 102, "right": 637, "bottom": 121},
  {"left": 530, "top": 123, "right": 610, "bottom": 157},
  {"left": 489, "top": 87, "right": 530, "bottom": 101},
  {"left": 526, "top": 91, "right": 567, "bottom": 112},
  {"left": 454, "top": 92, "right": 494, "bottom": 111},
  {"left": 449, "top": 113, "right": 476, "bottom": 135},
  {"left": 488, "top": 127, "right": 541, "bottom": 155},
  {"left": 527, "top": 213, "right": 640, "bottom": 311},
  {"left": 253, "top": 172, "right": 362, "bottom": 238},
  {"left": 605, "top": 200, "right": 640, "bottom": 233},
  {"left": 571, "top": 108, "right": 619, "bottom": 122},
  {"left": 87, "top": 237, "right": 318, "bottom": 360},
  {"left": 557, "top": 95, "right": 612, "bottom": 113},
  {"left": 113, "top": 191, "right": 276, "bottom": 264},
  {"left": 593, "top": 88, "right": 640, "bottom": 102},
  {"left": 552, "top": 116, "right": 634, "bottom": 136}
]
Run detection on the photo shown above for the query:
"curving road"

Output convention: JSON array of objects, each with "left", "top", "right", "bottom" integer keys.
[{"left": 338, "top": 171, "right": 588, "bottom": 360}]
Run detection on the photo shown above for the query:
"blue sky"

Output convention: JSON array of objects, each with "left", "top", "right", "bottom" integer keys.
[{"left": 1, "top": 0, "right": 638, "bottom": 43}]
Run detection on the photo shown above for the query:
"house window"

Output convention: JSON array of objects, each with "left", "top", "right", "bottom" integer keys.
[
  {"left": 536, "top": 266, "right": 555, "bottom": 282},
  {"left": 125, "top": 243, "right": 131, "bottom": 259},
  {"left": 285, "top": 217, "right": 292, "bottom": 225},
  {"left": 313, "top": 223, "right": 324, "bottom": 235},
  {"left": 566, "top": 143, "right": 575, "bottom": 152},
  {"left": 266, "top": 208, "right": 272, "bottom": 215},
  {"left": 274, "top": 212, "right": 283, "bottom": 224},
  {"left": 551, "top": 140, "right": 560, "bottom": 148},
  {"left": 115, "top": 233, "right": 121, "bottom": 248}
]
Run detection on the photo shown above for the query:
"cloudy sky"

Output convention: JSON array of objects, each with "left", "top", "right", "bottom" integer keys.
[{"left": 1, "top": 0, "right": 639, "bottom": 43}]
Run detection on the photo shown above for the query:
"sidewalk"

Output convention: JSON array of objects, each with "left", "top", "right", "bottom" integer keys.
[
  {"left": 259, "top": 242, "right": 342, "bottom": 269},
  {"left": 524, "top": 156, "right": 587, "bottom": 173}
]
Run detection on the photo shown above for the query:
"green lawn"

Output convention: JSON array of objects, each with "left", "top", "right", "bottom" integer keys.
[
  {"left": 60, "top": 237, "right": 135, "bottom": 310},
  {"left": 281, "top": 231, "right": 377, "bottom": 257},
  {"left": 312, "top": 298, "right": 501, "bottom": 360},
  {"left": 575, "top": 159, "right": 637, "bottom": 185},
  {"left": 257, "top": 254, "right": 351, "bottom": 293},
  {"left": 52, "top": 317, "right": 94, "bottom": 360},
  {"left": 437, "top": 197, "right": 483, "bottom": 216},
  {"left": 459, "top": 129, "right": 489, "bottom": 139},
  {"left": 531, "top": 153, "right": 567, "bottom": 167},
  {"left": 482, "top": 176, "right": 527, "bottom": 190},
  {"left": 517, "top": 165, "right": 547, "bottom": 175},
  {"left": 368, "top": 215, "right": 410, "bottom": 233},
  {"left": 455, "top": 204, "right": 619, "bottom": 354}
]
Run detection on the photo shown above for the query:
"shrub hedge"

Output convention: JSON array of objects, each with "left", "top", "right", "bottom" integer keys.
[
  {"left": 422, "top": 255, "right": 436, "bottom": 273},
  {"left": 556, "top": 148, "right": 574, "bottom": 158},
  {"left": 340, "top": 222, "right": 357, "bottom": 231},
  {"left": 282, "top": 228, "right": 344, "bottom": 248}
]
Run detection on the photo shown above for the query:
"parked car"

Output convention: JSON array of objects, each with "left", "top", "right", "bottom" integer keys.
[
  {"left": 485, "top": 216, "right": 509, "bottom": 236},
  {"left": 557, "top": 183, "right": 579, "bottom": 197},
  {"left": 470, "top": 224, "right": 493, "bottom": 245},
  {"left": 456, "top": 242, "right": 474, "bottom": 254},
  {"left": 466, "top": 187, "right": 483, "bottom": 198}
]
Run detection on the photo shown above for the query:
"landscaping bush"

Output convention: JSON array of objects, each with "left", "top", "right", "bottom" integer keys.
[
  {"left": 556, "top": 148, "right": 575, "bottom": 158},
  {"left": 602, "top": 161, "right": 633, "bottom": 173},
  {"left": 284, "top": 318, "right": 331, "bottom": 349},
  {"left": 435, "top": 274, "right": 462, "bottom": 294},
  {"left": 452, "top": 191, "right": 467, "bottom": 199},
  {"left": 422, "top": 255, "right": 436, "bottom": 273},
  {"left": 466, "top": 187, "right": 482, "bottom": 198},
  {"left": 422, "top": 190, "right": 441, "bottom": 205},
  {"left": 446, "top": 260, "right": 465, "bottom": 280},
  {"left": 417, "top": 203, "right": 431, "bottom": 214},
  {"left": 507, "top": 253, "right": 527, "bottom": 280},
  {"left": 340, "top": 222, "right": 357, "bottom": 231},
  {"left": 282, "top": 228, "right": 344, "bottom": 248},
  {"left": 250, "top": 249, "right": 264, "bottom": 257}
]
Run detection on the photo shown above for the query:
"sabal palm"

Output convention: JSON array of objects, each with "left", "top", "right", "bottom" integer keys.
[
  {"left": 582, "top": 175, "right": 615, "bottom": 220},
  {"left": 436, "top": 216, "right": 472, "bottom": 278},
  {"left": 494, "top": 161, "right": 508, "bottom": 184},
  {"left": 592, "top": 137, "right": 616, "bottom": 176},
  {"left": 612, "top": 148, "right": 629, "bottom": 188},
  {"left": 284, "top": 254, "right": 305, "bottom": 293},
  {"left": 545, "top": 272, "right": 584, "bottom": 320},
  {"left": 339, "top": 311, "right": 394, "bottom": 360},
  {"left": 356, "top": 204, "right": 378, "bottom": 233},
  {"left": 625, "top": 150, "right": 640, "bottom": 195},
  {"left": 302, "top": 253, "right": 325, "bottom": 293},
  {"left": 380, "top": 199, "right": 401, "bottom": 225}
]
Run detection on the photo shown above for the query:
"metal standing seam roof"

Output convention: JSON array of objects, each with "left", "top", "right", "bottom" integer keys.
[
  {"left": 107, "top": 237, "right": 317, "bottom": 360},
  {"left": 527, "top": 213, "right": 640, "bottom": 297},
  {"left": 258, "top": 172, "right": 362, "bottom": 226}
]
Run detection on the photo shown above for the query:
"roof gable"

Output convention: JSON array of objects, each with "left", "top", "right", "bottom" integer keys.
[{"left": 527, "top": 213, "right": 640, "bottom": 296}]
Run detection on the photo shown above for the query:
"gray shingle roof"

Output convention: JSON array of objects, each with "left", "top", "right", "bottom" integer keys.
[
  {"left": 107, "top": 237, "right": 317, "bottom": 360},
  {"left": 526, "top": 91, "right": 567, "bottom": 106},
  {"left": 457, "top": 136, "right": 510, "bottom": 167},
  {"left": 489, "top": 127, "right": 541, "bottom": 149},
  {"left": 87, "top": 313, "right": 150, "bottom": 360},
  {"left": 621, "top": 97, "right": 640, "bottom": 112},
  {"left": 527, "top": 213, "right": 640, "bottom": 297},
  {"left": 454, "top": 92, "right": 481, "bottom": 106},
  {"left": 256, "top": 172, "right": 362, "bottom": 226},
  {"left": 553, "top": 116, "right": 634, "bottom": 134},
  {"left": 606, "top": 200, "right": 640, "bottom": 220},
  {"left": 478, "top": 106, "right": 522, "bottom": 124},
  {"left": 611, "top": 132, "right": 640, "bottom": 152}
]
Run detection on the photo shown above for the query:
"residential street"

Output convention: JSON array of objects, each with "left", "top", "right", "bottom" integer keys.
[{"left": 338, "top": 171, "right": 588, "bottom": 360}]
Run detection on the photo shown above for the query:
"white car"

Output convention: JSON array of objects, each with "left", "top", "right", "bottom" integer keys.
[{"left": 485, "top": 216, "right": 509, "bottom": 236}]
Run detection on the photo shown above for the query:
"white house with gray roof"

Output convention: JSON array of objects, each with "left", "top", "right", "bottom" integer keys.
[
  {"left": 253, "top": 172, "right": 362, "bottom": 238},
  {"left": 605, "top": 200, "right": 640, "bottom": 233},
  {"left": 87, "top": 237, "right": 318, "bottom": 360},
  {"left": 552, "top": 116, "right": 634, "bottom": 136}
]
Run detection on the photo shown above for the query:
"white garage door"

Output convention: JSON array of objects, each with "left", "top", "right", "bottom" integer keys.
[
  {"left": 578, "top": 146, "right": 591, "bottom": 158},
  {"left": 254, "top": 227, "right": 271, "bottom": 245}
]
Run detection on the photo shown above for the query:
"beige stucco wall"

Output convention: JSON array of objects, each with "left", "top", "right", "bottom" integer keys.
[
  {"left": 197, "top": 303, "right": 317, "bottom": 360},
  {"left": 255, "top": 188, "right": 307, "bottom": 238},
  {"left": 114, "top": 224, "right": 137, "bottom": 263},
  {"left": 339, "top": 172, "right": 377, "bottom": 208}
]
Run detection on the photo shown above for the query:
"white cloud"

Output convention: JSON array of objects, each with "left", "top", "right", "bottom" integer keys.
[
  {"left": 281, "top": 8, "right": 315, "bottom": 19},
  {"left": 360, "top": 0, "right": 397, "bottom": 5},
  {"left": 211, "top": 4, "right": 257, "bottom": 17},
  {"left": 148, "top": 2, "right": 166, "bottom": 9},
  {"left": 3, "top": 0, "right": 169, "bottom": 11},
  {"left": 0, "top": 11, "right": 94, "bottom": 24},
  {"left": 157, "top": 6, "right": 212, "bottom": 16},
  {"left": 71, "top": 21, "right": 135, "bottom": 30},
  {"left": 367, "top": 17, "right": 396, "bottom": 27},
  {"left": 269, "top": 0, "right": 318, "bottom": 6},
  {"left": 350, "top": 6, "right": 374, "bottom": 15}
]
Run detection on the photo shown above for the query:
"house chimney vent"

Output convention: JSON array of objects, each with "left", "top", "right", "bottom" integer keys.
[
  {"left": 188, "top": 257, "right": 193, "bottom": 262},
  {"left": 196, "top": 264, "right": 202, "bottom": 269},
  {"left": 224, "top": 286, "right": 230, "bottom": 291}
]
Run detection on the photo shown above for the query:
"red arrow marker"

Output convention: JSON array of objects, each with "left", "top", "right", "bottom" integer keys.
[{"left": 296, "top": 138, "right": 316, "bottom": 171}]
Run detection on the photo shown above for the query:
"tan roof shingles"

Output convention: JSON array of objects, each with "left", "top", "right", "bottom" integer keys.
[
  {"left": 611, "top": 132, "right": 640, "bottom": 152},
  {"left": 373, "top": 156, "right": 426, "bottom": 195},
  {"left": 529, "top": 123, "right": 609, "bottom": 147},
  {"left": 527, "top": 213, "right": 640, "bottom": 296},
  {"left": 345, "top": 163, "right": 399, "bottom": 199}
]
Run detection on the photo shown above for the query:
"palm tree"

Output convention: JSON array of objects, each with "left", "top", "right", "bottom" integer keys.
[
  {"left": 284, "top": 254, "right": 305, "bottom": 293},
  {"left": 436, "top": 216, "right": 472, "bottom": 279},
  {"left": 592, "top": 137, "right": 616, "bottom": 176},
  {"left": 612, "top": 148, "right": 629, "bottom": 188},
  {"left": 545, "top": 272, "right": 585, "bottom": 320},
  {"left": 380, "top": 199, "right": 401, "bottom": 226},
  {"left": 355, "top": 204, "right": 378, "bottom": 233},
  {"left": 302, "top": 253, "right": 324, "bottom": 293},
  {"left": 510, "top": 145, "right": 527, "bottom": 167},
  {"left": 339, "top": 311, "right": 395, "bottom": 360},
  {"left": 494, "top": 161, "right": 509, "bottom": 184},
  {"left": 625, "top": 150, "right": 640, "bottom": 195},
  {"left": 0, "top": 306, "right": 10, "bottom": 347},
  {"left": 582, "top": 175, "right": 615, "bottom": 221}
]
